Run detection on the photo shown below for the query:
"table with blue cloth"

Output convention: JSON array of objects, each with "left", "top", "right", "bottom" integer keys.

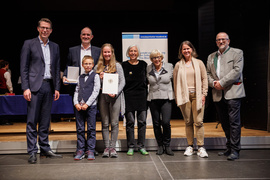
[{"left": 0, "top": 94, "right": 74, "bottom": 118}]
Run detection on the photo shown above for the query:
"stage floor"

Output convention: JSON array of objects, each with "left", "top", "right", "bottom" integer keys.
[
  {"left": 1, "top": 150, "right": 270, "bottom": 180},
  {"left": 0, "top": 119, "right": 269, "bottom": 142}
]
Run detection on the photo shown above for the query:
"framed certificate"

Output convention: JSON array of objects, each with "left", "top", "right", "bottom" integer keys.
[
  {"left": 64, "top": 66, "right": 79, "bottom": 84},
  {"left": 102, "top": 73, "right": 118, "bottom": 94}
]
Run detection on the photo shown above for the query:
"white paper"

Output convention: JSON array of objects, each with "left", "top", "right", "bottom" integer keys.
[
  {"left": 102, "top": 73, "right": 118, "bottom": 94},
  {"left": 66, "top": 66, "right": 79, "bottom": 83}
]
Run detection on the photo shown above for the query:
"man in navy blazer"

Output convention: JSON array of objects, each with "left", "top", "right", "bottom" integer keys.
[
  {"left": 62, "top": 27, "right": 101, "bottom": 156},
  {"left": 20, "top": 18, "right": 62, "bottom": 164},
  {"left": 63, "top": 27, "right": 101, "bottom": 82}
]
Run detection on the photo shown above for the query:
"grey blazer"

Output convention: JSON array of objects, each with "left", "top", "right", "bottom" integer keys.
[
  {"left": 147, "top": 62, "right": 175, "bottom": 101},
  {"left": 207, "top": 47, "right": 245, "bottom": 102}
]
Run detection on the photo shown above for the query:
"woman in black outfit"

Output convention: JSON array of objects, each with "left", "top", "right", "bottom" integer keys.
[{"left": 122, "top": 45, "right": 149, "bottom": 156}]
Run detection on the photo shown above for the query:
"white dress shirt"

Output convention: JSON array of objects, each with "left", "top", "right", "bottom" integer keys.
[
  {"left": 39, "top": 36, "right": 51, "bottom": 79},
  {"left": 80, "top": 44, "right": 92, "bottom": 75},
  {"left": 216, "top": 46, "right": 230, "bottom": 87}
]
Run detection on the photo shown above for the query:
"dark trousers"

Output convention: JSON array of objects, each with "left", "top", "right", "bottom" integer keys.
[
  {"left": 125, "top": 111, "right": 147, "bottom": 149},
  {"left": 215, "top": 96, "right": 242, "bottom": 153},
  {"left": 26, "top": 81, "right": 53, "bottom": 154},
  {"left": 75, "top": 105, "right": 97, "bottom": 152},
  {"left": 149, "top": 99, "right": 172, "bottom": 147}
]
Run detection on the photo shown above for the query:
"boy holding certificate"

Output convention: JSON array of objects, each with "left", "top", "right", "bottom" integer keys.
[{"left": 73, "top": 55, "right": 100, "bottom": 160}]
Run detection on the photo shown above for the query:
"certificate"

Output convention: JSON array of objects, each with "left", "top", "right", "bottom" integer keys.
[
  {"left": 102, "top": 73, "right": 118, "bottom": 94},
  {"left": 64, "top": 66, "right": 79, "bottom": 84}
]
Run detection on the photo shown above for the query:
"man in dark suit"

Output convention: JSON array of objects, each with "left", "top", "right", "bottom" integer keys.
[
  {"left": 63, "top": 27, "right": 101, "bottom": 82},
  {"left": 20, "top": 18, "right": 62, "bottom": 164}
]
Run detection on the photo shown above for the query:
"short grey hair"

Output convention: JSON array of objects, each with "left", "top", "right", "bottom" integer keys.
[{"left": 126, "top": 45, "right": 141, "bottom": 58}]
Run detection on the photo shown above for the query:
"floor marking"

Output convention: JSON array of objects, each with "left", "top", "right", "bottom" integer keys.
[
  {"left": 149, "top": 152, "right": 164, "bottom": 180},
  {"left": 158, "top": 155, "right": 174, "bottom": 180}
]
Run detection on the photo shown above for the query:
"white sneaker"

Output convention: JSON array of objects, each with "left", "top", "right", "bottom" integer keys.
[
  {"left": 197, "top": 147, "right": 208, "bottom": 158},
  {"left": 184, "top": 146, "right": 194, "bottom": 156}
]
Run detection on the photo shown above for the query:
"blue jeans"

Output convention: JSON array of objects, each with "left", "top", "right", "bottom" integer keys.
[{"left": 75, "top": 105, "right": 97, "bottom": 152}]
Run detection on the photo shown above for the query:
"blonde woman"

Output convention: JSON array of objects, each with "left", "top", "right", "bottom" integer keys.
[
  {"left": 95, "top": 43, "right": 125, "bottom": 158},
  {"left": 173, "top": 41, "right": 208, "bottom": 158},
  {"left": 147, "top": 49, "right": 174, "bottom": 156}
]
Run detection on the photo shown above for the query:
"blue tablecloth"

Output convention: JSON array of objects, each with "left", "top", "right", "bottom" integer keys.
[{"left": 0, "top": 94, "right": 74, "bottom": 116}]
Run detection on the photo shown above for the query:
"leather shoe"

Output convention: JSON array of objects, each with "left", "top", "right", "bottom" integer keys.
[
  {"left": 165, "top": 146, "right": 174, "bottom": 156},
  {"left": 40, "top": 150, "right": 63, "bottom": 158},
  {"left": 218, "top": 149, "right": 231, "bottom": 156},
  {"left": 28, "top": 153, "right": 37, "bottom": 164},
  {"left": 227, "top": 152, "right": 239, "bottom": 161}
]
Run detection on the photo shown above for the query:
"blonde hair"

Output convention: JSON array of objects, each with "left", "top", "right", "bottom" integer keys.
[
  {"left": 82, "top": 55, "right": 94, "bottom": 64},
  {"left": 96, "top": 43, "right": 117, "bottom": 73},
  {"left": 149, "top": 49, "right": 164, "bottom": 61}
]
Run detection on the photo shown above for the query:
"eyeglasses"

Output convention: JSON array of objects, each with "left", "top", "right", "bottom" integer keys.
[
  {"left": 151, "top": 56, "right": 161, "bottom": 60},
  {"left": 39, "top": 26, "right": 51, "bottom": 30},
  {"left": 216, "top": 38, "right": 229, "bottom": 42}
]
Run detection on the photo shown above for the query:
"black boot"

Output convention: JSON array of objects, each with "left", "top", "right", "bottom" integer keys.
[
  {"left": 156, "top": 146, "right": 164, "bottom": 155},
  {"left": 165, "top": 146, "right": 174, "bottom": 156}
]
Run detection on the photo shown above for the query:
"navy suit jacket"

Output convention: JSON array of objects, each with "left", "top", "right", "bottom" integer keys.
[
  {"left": 20, "top": 37, "right": 61, "bottom": 92},
  {"left": 63, "top": 45, "right": 101, "bottom": 77}
]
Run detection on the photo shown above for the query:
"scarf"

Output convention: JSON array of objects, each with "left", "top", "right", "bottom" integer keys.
[{"left": 174, "top": 57, "right": 202, "bottom": 111}]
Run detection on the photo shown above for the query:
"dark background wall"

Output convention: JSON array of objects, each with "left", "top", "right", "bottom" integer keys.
[{"left": 1, "top": 0, "right": 269, "bottom": 130}]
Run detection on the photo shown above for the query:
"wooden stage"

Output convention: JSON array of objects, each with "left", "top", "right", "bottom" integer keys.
[
  {"left": 0, "top": 120, "right": 270, "bottom": 154},
  {"left": 1, "top": 119, "right": 269, "bottom": 141}
]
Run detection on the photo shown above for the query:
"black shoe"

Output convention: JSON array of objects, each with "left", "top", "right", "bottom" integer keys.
[
  {"left": 94, "top": 150, "right": 99, "bottom": 156},
  {"left": 28, "top": 153, "right": 37, "bottom": 164},
  {"left": 156, "top": 146, "right": 164, "bottom": 155},
  {"left": 40, "top": 150, "right": 63, "bottom": 158},
  {"left": 218, "top": 149, "right": 231, "bottom": 156},
  {"left": 165, "top": 146, "right": 174, "bottom": 156},
  {"left": 227, "top": 152, "right": 239, "bottom": 161}
]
